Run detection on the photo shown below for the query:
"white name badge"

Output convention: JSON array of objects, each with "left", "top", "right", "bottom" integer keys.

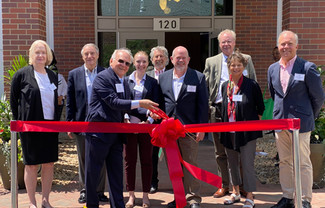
[
  {"left": 134, "top": 85, "right": 144, "bottom": 92},
  {"left": 115, "top": 83, "right": 124, "bottom": 93},
  {"left": 233, "top": 95, "right": 242, "bottom": 102},
  {"left": 49, "top": 83, "right": 57, "bottom": 91},
  {"left": 187, "top": 85, "right": 196, "bottom": 92},
  {"left": 294, "top": 73, "right": 305, "bottom": 81},
  {"left": 243, "top": 69, "right": 248, "bottom": 76}
]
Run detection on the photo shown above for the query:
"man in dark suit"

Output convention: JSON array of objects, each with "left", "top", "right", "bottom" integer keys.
[
  {"left": 203, "top": 29, "right": 256, "bottom": 198},
  {"left": 146, "top": 46, "right": 169, "bottom": 194},
  {"left": 66, "top": 43, "right": 108, "bottom": 204},
  {"left": 268, "top": 30, "right": 325, "bottom": 208},
  {"left": 85, "top": 48, "right": 158, "bottom": 208},
  {"left": 160, "top": 46, "right": 209, "bottom": 208}
]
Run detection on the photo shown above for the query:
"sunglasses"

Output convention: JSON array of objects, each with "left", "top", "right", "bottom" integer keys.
[{"left": 117, "top": 59, "right": 131, "bottom": 67}]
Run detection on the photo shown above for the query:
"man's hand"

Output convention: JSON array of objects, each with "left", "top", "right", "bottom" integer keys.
[
  {"left": 196, "top": 132, "right": 205, "bottom": 142},
  {"left": 150, "top": 111, "right": 161, "bottom": 120},
  {"left": 139, "top": 99, "right": 159, "bottom": 110}
]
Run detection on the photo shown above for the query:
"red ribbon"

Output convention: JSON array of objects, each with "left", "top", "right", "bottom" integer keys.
[
  {"left": 10, "top": 118, "right": 300, "bottom": 208},
  {"left": 150, "top": 114, "right": 223, "bottom": 208}
]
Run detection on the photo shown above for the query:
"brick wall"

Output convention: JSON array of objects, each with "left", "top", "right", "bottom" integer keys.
[
  {"left": 2, "top": 0, "right": 46, "bottom": 93},
  {"left": 235, "top": 0, "right": 278, "bottom": 95},
  {"left": 282, "top": 0, "right": 325, "bottom": 66},
  {"left": 53, "top": 0, "right": 95, "bottom": 77}
]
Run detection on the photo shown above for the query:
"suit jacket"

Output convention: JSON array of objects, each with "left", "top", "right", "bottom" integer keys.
[
  {"left": 220, "top": 76, "right": 265, "bottom": 150},
  {"left": 158, "top": 67, "right": 209, "bottom": 125},
  {"left": 203, "top": 52, "right": 256, "bottom": 105},
  {"left": 10, "top": 65, "right": 59, "bottom": 121},
  {"left": 268, "top": 56, "right": 325, "bottom": 133},
  {"left": 86, "top": 67, "right": 133, "bottom": 140},
  {"left": 126, "top": 73, "right": 161, "bottom": 121},
  {"left": 146, "top": 68, "right": 155, "bottom": 78},
  {"left": 66, "top": 65, "right": 105, "bottom": 122}
]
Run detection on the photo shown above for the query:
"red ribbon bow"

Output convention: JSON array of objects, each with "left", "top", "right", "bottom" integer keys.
[{"left": 150, "top": 108, "right": 222, "bottom": 208}]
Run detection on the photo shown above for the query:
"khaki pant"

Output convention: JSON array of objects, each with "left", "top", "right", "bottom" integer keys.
[{"left": 275, "top": 130, "right": 312, "bottom": 202}]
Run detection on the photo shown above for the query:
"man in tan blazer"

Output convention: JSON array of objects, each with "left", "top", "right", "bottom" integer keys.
[{"left": 203, "top": 29, "right": 256, "bottom": 198}]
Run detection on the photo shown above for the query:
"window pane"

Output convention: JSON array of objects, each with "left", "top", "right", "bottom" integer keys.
[
  {"left": 119, "top": 0, "right": 211, "bottom": 16},
  {"left": 98, "top": 0, "right": 116, "bottom": 16},
  {"left": 215, "top": 0, "right": 233, "bottom": 16},
  {"left": 98, "top": 32, "right": 116, "bottom": 67}
]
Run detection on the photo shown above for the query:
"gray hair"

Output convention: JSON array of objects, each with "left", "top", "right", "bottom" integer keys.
[
  {"left": 111, "top": 48, "right": 133, "bottom": 63},
  {"left": 218, "top": 29, "right": 236, "bottom": 42},
  {"left": 150, "top": 46, "right": 169, "bottom": 66},
  {"left": 278, "top": 30, "right": 299, "bottom": 45},
  {"left": 81, "top": 43, "right": 99, "bottom": 56}
]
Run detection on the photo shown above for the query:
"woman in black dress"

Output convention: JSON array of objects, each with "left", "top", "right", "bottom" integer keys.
[{"left": 10, "top": 40, "right": 59, "bottom": 208}]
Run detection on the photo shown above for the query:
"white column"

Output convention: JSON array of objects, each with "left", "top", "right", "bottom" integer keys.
[{"left": 46, "top": 0, "right": 54, "bottom": 49}]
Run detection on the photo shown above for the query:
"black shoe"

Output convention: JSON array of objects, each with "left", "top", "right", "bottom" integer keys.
[
  {"left": 167, "top": 200, "right": 176, "bottom": 208},
  {"left": 271, "top": 197, "right": 294, "bottom": 208},
  {"left": 302, "top": 201, "right": 311, "bottom": 208},
  {"left": 190, "top": 203, "right": 200, "bottom": 208},
  {"left": 98, "top": 192, "right": 109, "bottom": 202},
  {"left": 149, "top": 184, "right": 158, "bottom": 194},
  {"left": 78, "top": 190, "right": 86, "bottom": 204}
]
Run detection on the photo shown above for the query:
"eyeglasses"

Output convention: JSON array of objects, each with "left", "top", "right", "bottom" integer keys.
[{"left": 117, "top": 59, "right": 131, "bottom": 67}]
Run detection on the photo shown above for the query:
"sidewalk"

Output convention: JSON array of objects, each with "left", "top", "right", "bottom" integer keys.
[{"left": 0, "top": 139, "right": 324, "bottom": 208}]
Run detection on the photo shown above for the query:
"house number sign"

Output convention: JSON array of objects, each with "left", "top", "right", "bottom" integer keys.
[{"left": 153, "top": 18, "right": 180, "bottom": 31}]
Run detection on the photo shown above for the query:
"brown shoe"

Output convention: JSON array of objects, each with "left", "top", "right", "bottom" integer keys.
[{"left": 213, "top": 187, "right": 229, "bottom": 198}]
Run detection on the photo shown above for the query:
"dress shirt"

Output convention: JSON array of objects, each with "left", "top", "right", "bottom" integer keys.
[
  {"left": 154, "top": 68, "right": 165, "bottom": 80},
  {"left": 172, "top": 70, "right": 186, "bottom": 101},
  {"left": 118, "top": 75, "right": 140, "bottom": 109},
  {"left": 129, "top": 72, "right": 146, "bottom": 123},
  {"left": 58, "top": 74, "right": 68, "bottom": 97},
  {"left": 216, "top": 54, "right": 229, "bottom": 103},
  {"left": 280, "top": 55, "right": 297, "bottom": 93},
  {"left": 34, "top": 70, "right": 55, "bottom": 120},
  {"left": 84, "top": 65, "right": 98, "bottom": 104}
]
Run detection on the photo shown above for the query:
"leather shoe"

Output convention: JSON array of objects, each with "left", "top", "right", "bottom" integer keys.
[
  {"left": 78, "top": 190, "right": 86, "bottom": 204},
  {"left": 302, "top": 200, "right": 311, "bottom": 208},
  {"left": 166, "top": 200, "right": 176, "bottom": 208},
  {"left": 190, "top": 203, "right": 200, "bottom": 208},
  {"left": 271, "top": 197, "right": 294, "bottom": 208},
  {"left": 98, "top": 192, "right": 109, "bottom": 202},
  {"left": 149, "top": 184, "right": 158, "bottom": 194},
  {"left": 213, "top": 187, "right": 229, "bottom": 198}
]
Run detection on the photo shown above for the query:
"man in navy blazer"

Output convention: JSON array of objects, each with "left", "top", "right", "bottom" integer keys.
[
  {"left": 66, "top": 43, "right": 108, "bottom": 203},
  {"left": 268, "top": 30, "right": 325, "bottom": 208},
  {"left": 85, "top": 48, "right": 158, "bottom": 208},
  {"left": 160, "top": 46, "right": 209, "bottom": 208}
]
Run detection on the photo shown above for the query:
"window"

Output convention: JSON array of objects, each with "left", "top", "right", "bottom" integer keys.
[{"left": 98, "top": 32, "right": 116, "bottom": 67}]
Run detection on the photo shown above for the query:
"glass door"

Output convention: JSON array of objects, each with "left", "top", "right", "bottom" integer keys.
[{"left": 119, "top": 32, "right": 165, "bottom": 74}]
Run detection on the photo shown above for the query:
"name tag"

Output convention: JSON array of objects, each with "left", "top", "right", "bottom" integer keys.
[
  {"left": 49, "top": 83, "right": 57, "bottom": 91},
  {"left": 187, "top": 85, "right": 196, "bottom": 92},
  {"left": 115, "top": 83, "right": 124, "bottom": 93},
  {"left": 294, "top": 73, "right": 305, "bottom": 81},
  {"left": 134, "top": 85, "right": 143, "bottom": 92},
  {"left": 243, "top": 69, "right": 248, "bottom": 76},
  {"left": 233, "top": 95, "right": 242, "bottom": 102}
]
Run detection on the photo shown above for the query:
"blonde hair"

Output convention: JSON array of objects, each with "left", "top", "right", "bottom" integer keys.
[
  {"left": 29, "top": 40, "right": 53, "bottom": 66},
  {"left": 134, "top": 51, "right": 148, "bottom": 63}
]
